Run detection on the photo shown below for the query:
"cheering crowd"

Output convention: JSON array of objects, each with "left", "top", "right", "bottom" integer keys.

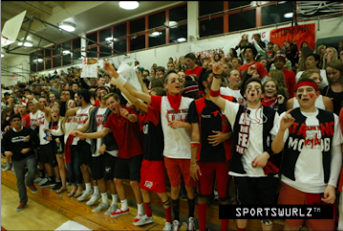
[{"left": 2, "top": 36, "right": 343, "bottom": 231}]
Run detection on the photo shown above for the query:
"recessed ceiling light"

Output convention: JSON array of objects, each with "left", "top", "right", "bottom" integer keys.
[
  {"left": 1, "top": 54, "right": 4, "bottom": 58},
  {"left": 33, "top": 58, "right": 43, "bottom": 63},
  {"left": 165, "top": 21, "right": 178, "bottom": 27},
  {"left": 63, "top": 50, "right": 70, "bottom": 55},
  {"left": 177, "top": 37, "right": 186, "bottom": 42},
  {"left": 18, "top": 42, "right": 33, "bottom": 47},
  {"left": 149, "top": 31, "right": 162, "bottom": 37},
  {"left": 119, "top": 1, "right": 139, "bottom": 10},
  {"left": 59, "top": 22, "right": 76, "bottom": 32},
  {"left": 105, "top": 37, "right": 118, "bottom": 41},
  {"left": 284, "top": 12, "right": 294, "bottom": 18}
]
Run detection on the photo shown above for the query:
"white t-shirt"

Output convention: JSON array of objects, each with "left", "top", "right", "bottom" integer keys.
[
  {"left": 161, "top": 96, "right": 193, "bottom": 159},
  {"left": 36, "top": 110, "right": 50, "bottom": 145},
  {"left": 73, "top": 104, "right": 93, "bottom": 145},
  {"left": 64, "top": 116, "right": 78, "bottom": 144},
  {"left": 293, "top": 94, "right": 325, "bottom": 110},
  {"left": 220, "top": 86, "right": 245, "bottom": 105},
  {"left": 271, "top": 109, "right": 343, "bottom": 193},
  {"left": 30, "top": 110, "right": 40, "bottom": 131},
  {"left": 295, "top": 70, "right": 328, "bottom": 89},
  {"left": 223, "top": 100, "right": 279, "bottom": 177}
]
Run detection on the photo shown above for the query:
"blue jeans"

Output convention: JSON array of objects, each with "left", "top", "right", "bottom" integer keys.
[
  {"left": 12, "top": 155, "right": 36, "bottom": 204},
  {"left": 66, "top": 145, "right": 83, "bottom": 186}
]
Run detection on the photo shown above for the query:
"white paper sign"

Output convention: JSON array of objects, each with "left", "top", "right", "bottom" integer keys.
[
  {"left": 80, "top": 58, "right": 98, "bottom": 78},
  {"left": 9, "top": 74, "right": 18, "bottom": 86}
]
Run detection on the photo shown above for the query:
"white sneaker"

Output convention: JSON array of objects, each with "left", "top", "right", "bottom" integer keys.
[
  {"left": 86, "top": 193, "right": 101, "bottom": 205},
  {"left": 3, "top": 165, "right": 11, "bottom": 171},
  {"left": 133, "top": 214, "right": 153, "bottom": 226},
  {"left": 187, "top": 217, "right": 195, "bottom": 231},
  {"left": 172, "top": 220, "right": 180, "bottom": 231},
  {"left": 38, "top": 177, "right": 48, "bottom": 186},
  {"left": 34, "top": 177, "right": 43, "bottom": 184},
  {"left": 77, "top": 190, "right": 93, "bottom": 202},
  {"left": 92, "top": 202, "right": 109, "bottom": 213},
  {"left": 163, "top": 222, "right": 172, "bottom": 231},
  {"left": 104, "top": 204, "right": 118, "bottom": 215}
]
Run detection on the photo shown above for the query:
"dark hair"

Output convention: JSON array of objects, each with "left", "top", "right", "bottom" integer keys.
[
  {"left": 143, "top": 69, "right": 150, "bottom": 75},
  {"left": 185, "top": 53, "right": 196, "bottom": 60},
  {"left": 163, "top": 70, "right": 178, "bottom": 84},
  {"left": 156, "top": 66, "right": 165, "bottom": 72},
  {"left": 150, "top": 78, "right": 164, "bottom": 88},
  {"left": 244, "top": 45, "right": 258, "bottom": 57},
  {"left": 151, "top": 87, "right": 166, "bottom": 96},
  {"left": 243, "top": 77, "right": 263, "bottom": 93},
  {"left": 230, "top": 48, "right": 238, "bottom": 58},
  {"left": 65, "top": 89, "right": 75, "bottom": 99},
  {"left": 301, "top": 41, "right": 309, "bottom": 48},
  {"left": 103, "top": 92, "right": 120, "bottom": 101},
  {"left": 306, "top": 53, "right": 320, "bottom": 68},
  {"left": 77, "top": 89, "right": 92, "bottom": 103},
  {"left": 199, "top": 70, "right": 212, "bottom": 92},
  {"left": 10, "top": 113, "right": 21, "bottom": 121},
  {"left": 1, "top": 107, "right": 12, "bottom": 122}
]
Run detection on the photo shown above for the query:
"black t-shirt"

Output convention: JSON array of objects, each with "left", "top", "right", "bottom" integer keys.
[
  {"left": 321, "top": 86, "right": 343, "bottom": 115},
  {"left": 2, "top": 127, "right": 34, "bottom": 161},
  {"left": 187, "top": 99, "right": 227, "bottom": 163}
]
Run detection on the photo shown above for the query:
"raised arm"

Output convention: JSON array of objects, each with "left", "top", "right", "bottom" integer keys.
[
  {"left": 271, "top": 109, "right": 294, "bottom": 154},
  {"left": 104, "top": 59, "right": 151, "bottom": 104},
  {"left": 72, "top": 127, "right": 110, "bottom": 139},
  {"left": 209, "top": 62, "right": 226, "bottom": 111}
]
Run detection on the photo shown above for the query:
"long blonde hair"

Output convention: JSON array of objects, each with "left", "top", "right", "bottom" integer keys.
[
  {"left": 269, "top": 70, "right": 288, "bottom": 98},
  {"left": 322, "top": 47, "right": 338, "bottom": 70}
]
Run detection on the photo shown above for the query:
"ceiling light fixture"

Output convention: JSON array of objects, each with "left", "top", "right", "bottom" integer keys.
[
  {"left": 18, "top": 42, "right": 33, "bottom": 47},
  {"left": 177, "top": 37, "right": 186, "bottom": 42},
  {"left": 63, "top": 50, "right": 70, "bottom": 55},
  {"left": 58, "top": 22, "right": 76, "bottom": 32},
  {"left": 284, "top": 12, "right": 294, "bottom": 18},
  {"left": 165, "top": 21, "right": 178, "bottom": 27},
  {"left": 149, "top": 31, "right": 162, "bottom": 37},
  {"left": 119, "top": 1, "right": 139, "bottom": 10},
  {"left": 33, "top": 58, "right": 43, "bottom": 63},
  {"left": 105, "top": 37, "right": 118, "bottom": 41}
]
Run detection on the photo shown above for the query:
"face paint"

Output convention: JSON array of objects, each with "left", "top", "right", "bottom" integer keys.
[
  {"left": 297, "top": 94, "right": 303, "bottom": 100},
  {"left": 247, "top": 89, "right": 251, "bottom": 94},
  {"left": 256, "top": 89, "right": 260, "bottom": 94},
  {"left": 308, "top": 93, "right": 314, "bottom": 98}
]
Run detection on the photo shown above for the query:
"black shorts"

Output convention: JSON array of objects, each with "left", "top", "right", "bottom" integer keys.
[
  {"left": 234, "top": 176, "right": 279, "bottom": 205},
  {"left": 39, "top": 142, "right": 57, "bottom": 167},
  {"left": 104, "top": 153, "right": 117, "bottom": 181},
  {"left": 77, "top": 140, "right": 92, "bottom": 166},
  {"left": 114, "top": 155, "right": 143, "bottom": 181},
  {"left": 90, "top": 154, "right": 105, "bottom": 180}
]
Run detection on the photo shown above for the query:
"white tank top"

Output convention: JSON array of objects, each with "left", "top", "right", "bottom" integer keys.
[
  {"left": 64, "top": 116, "right": 78, "bottom": 145},
  {"left": 30, "top": 110, "right": 40, "bottom": 131},
  {"left": 72, "top": 104, "right": 93, "bottom": 145},
  {"left": 293, "top": 94, "right": 325, "bottom": 110},
  {"left": 37, "top": 110, "right": 50, "bottom": 145},
  {"left": 161, "top": 96, "right": 193, "bottom": 159}
]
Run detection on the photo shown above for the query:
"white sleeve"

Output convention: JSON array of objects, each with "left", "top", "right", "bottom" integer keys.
[
  {"left": 220, "top": 87, "right": 229, "bottom": 96},
  {"left": 328, "top": 144, "right": 342, "bottom": 187},
  {"left": 295, "top": 71, "right": 302, "bottom": 82},
  {"left": 270, "top": 112, "right": 289, "bottom": 142},
  {"left": 222, "top": 100, "right": 240, "bottom": 126}
]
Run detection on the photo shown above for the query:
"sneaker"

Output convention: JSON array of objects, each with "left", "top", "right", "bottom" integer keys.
[
  {"left": 3, "top": 165, "right": 11, "bottom": 171},
  {"left": 77, "top": 190, "right": 93, "bottom": 202},
  {"left": 92, "top": 202, "right": 109, "bottom": 213},
  {"left": 28, "top": 184, "right": 37, "bottom": 194},
  {"left": 34, "top": 177, "right": 44, "bottom": 184},
  {"left": 86, "top": 193, "right": 101, "bottom": 206},
  {"left": 40, "top": 180, "right": 56, "bottom": 188},
  {"left": 187, "top": 217, "right": 195, "bottom": 231},
  {"left": 38, "top": 177, "right": 48, "bottom": 186},
  {"left": 163, "top": 222, "right": 172, "bottom": 231},
  {"left": 104, "top": 204, "right": 118, "bottom": 216},
  {"left": 133, "top": 214, "right": 154, "bottom": 226},
  {"left": 110, "top": 208, "right": 130, "bottom": 218},
  {"left": 16, "top": 203, "right": 27, "bottom": 212},
  {"left": 172, "top": 220, "right": 180, "bottom": 231},
  {"left": 51, "top": 182, "right": 62, "bottom": 191}
]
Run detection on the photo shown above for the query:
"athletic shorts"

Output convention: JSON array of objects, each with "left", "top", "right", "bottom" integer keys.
[
  {"left": 140, "top": 159, "right": 167, "bottom": 193},
  {"left": 234, "top": 176, "right": 279, "bottom": 205},
  {"left": 77, "top": 140, "right": 92, "bottom": 166},
  {"left": 104, "top": 153, "right": 117, "bottom": 181},
  {"left": 90, "top": 154, "right": 105, "bottom": 180},
  {"left": 278, "top": 182, "right": 335, "bottom": 231},
  {"left": 164, "top": 156, "right": 196, "bottom": 188},
  {"left": 114, "top": 155, "right": 143, "bottom": 181},
  {"left": 39, "top": 142, "right": 57, "bottom": 167},
  {"left": 197, "top": 161, "right": 231, "bottom": 200}
]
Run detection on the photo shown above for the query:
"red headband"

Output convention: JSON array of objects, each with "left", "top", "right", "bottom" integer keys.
[{"left": 295, "top": 81, "right": 319, "bottom": 92}]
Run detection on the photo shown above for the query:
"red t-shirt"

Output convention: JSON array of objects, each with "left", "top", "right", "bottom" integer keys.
[
  {"left": 185, "top": 66, "right": 204, "bottom": 78},
  {"left": 238, "top": 61, "right": 269, "bottom": 78},
  {"left": 21, "top": 113, "right": 30, "bottom": 127},
  {"left": 283, "top": 70, "right": 296, "bottom": 99},
  {"left": 104, "top": 106, "right": 144, "bottom": 159}
]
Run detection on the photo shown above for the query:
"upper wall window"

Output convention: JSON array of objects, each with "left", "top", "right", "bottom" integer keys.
[
  {"left": 170, "top": 4, "right": 187, "bottom": 22},
  {"left": 199, "top": 1, "right": 223, "bottom": 16},
  {"left": 229, "top": 9, "right": 256, "bottom": 32},
  {"left": 86, "top": 33, "right": 97, "bottom": 46},
  {"left": 130, "top": 17, "right": 145, "bottom": 34},
  {"left": 228, "top": 1, "right": 251, "bottom": 9},
  {"left": 149, "top": 11, "right": 166, "bottom": 29},
  {"left": 262, "top": 1, "right": 294, "bottom": 26},
  {"left": 200, "top": 17, "right": 224, "bottom": 37},
  {"left": 113, "top": 23, "right": 127, "bottom": 38}
]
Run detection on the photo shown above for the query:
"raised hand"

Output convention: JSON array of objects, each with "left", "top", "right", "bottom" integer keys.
[
  {"left": 103, "top": 59, "right": 118, "bottom": 78},
  {"left": 119, "top": 108, "right": 129, "bottom": 118},
  {"left": 280, "top": 109, "right": 295, "bottom": 131},
  {"left": 277, "top": 94, "right": 285, "bottom": 104},
  {"left": 212, "top": 62, "right": 224, "bottom": 75},
  {"left": 247, "top": 64, "right": 257, "bottom": 75}
]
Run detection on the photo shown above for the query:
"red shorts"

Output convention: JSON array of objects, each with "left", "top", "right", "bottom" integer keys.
[
  {"left": 140, "top": 159, "right": 167, "bottom": 193},
  {"left": 197, "top": 161, "right": 231, "bottom": 200},
  {"left": 164, "top": 157, "right": 196, "bottom": 188},
  {"left": 278, "top": 182, "right": 335, "bottom": 231}
]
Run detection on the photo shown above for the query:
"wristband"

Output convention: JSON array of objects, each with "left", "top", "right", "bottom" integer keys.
[
  {"left": 116, "top": 74, "right": 127, "bottom": 86},
  {"left": 190, "top": 163, "right": 198, "bottom": 167},
  {"left": 213, "top": 73, "right": 222, "bottom": 79},
  {"left": 191, "top": 141, "right": 200, "bottom": 148},
  {"left": 210, "top": 89, "right": 220, "bottom": 97}
]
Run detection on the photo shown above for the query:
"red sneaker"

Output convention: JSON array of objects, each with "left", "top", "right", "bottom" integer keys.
[
  {"left": 110, "top": 208, "right": 129, "bottom": 218},
  {"left": 16, "top": 203, "right": 27, "bottom": 212},
  {"left": 28, "top": 184, "right": 37, "bottom": 194}
]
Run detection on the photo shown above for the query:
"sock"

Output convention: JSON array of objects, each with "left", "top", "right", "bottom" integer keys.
[
  {"left": 85, "top": 183, "right": 92, "bottom": 192},
  {"left": 121, "top": 199, "right": 128, "bottom": 211},
  {"left": 56, "top": 178, "right": 61, "bottom": 182},
  {"left": 187, "top": 198, "right": 196, "bottom": 218},
  {"left": 237, "top": 226, "right": 246, "bottom": 231},
  {"left": 101, "top": 193, "right": 109, "bottom": 204},
  {"left": 198, "top": 203, "right": 208, "bottom": 231},
  {"left": 144, "top": 202, "right": 152, "bottom": 217},
  {"left": 164, "top": 207, "right": 172, "bottom": 223},
  {"left": 137, "top": 203, "right": 144, "bottom": 215},
  {"left": 39, "top": 170, "right": 44, "bottom": 178},
  {"left": 111, "top": 194, "right": 119, "bottom": 205},
  {"left": 221, "top": 219, "right": 229, "bottom": 231},
  {"left": 171, "top": 198, "right": 180, "bottom": 221},
  {"left": 93, "top": 186, "right": 100, "bottom": 195}
]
